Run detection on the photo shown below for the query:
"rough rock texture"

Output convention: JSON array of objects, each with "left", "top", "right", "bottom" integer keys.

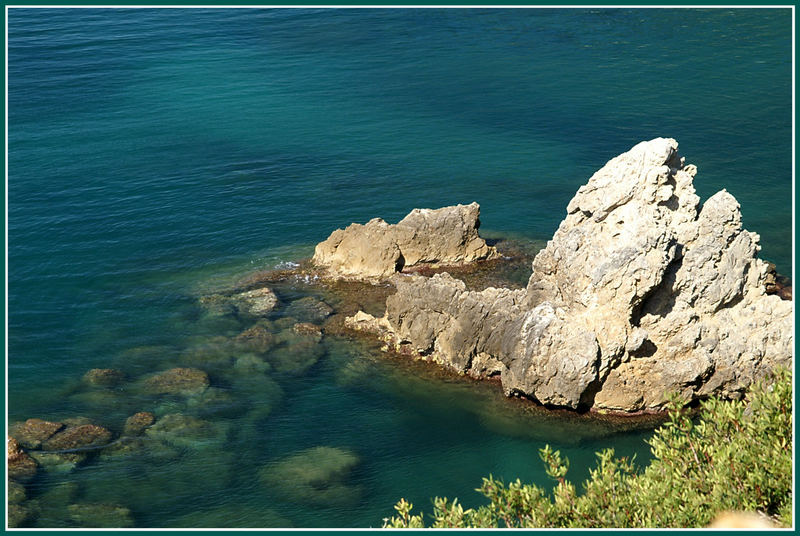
[
  {"left": 10, "top": 419, "right": 65, "bottom": 449},
  {"left": 232, "top": 287, "right": 279, "bottom": 316},
  {"left": 141, "top": 367, "right": 210, "bottom": 396},
  {"left": 8, "top": 436, "right": 38, "bottom": 481},
  {"left": 82, "top": 368, "right": 126, "bottom": 387},
  {"left": 42, "top": 424, "right": 113, "bottom": 451},
  {"left": 349, "top": 139, "right": 793, "bottom": 412},
  {"left": 312, "top": 203, "right": 499, "bottom": 279},
  {"left": 123, "top": 412, "right": 156, "bottom": 436}
]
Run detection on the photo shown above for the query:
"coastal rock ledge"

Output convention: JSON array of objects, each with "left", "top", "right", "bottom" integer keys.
[
  {"left": 312, "top": 202, "right": 499, "bottom": 280},
  {"left": 345, "top": 138, "right": 793, "bottom": 413}
]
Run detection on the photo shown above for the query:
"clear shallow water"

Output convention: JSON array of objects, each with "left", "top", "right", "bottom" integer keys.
[{"left": 7, "top": 8, "right": 792, "bottom": 528}]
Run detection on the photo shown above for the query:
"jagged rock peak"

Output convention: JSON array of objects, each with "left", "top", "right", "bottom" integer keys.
[
  {"left": 345, "top": 139, "right": 792, "bottom": 413},
  {"left": 311, "top": 202, "right": 499, "bottom": 280}
]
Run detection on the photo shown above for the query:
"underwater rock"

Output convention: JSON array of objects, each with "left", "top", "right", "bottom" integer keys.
[
  {"left": 292, "top": 322, "right": 323, "bottom": 337},
  {"left": 198, "top": 293, "right": 238, "bottom": 316},
  {"left": 267, "top": 330, "right": 325, "bottom": 375},
  {"left": 144, "top": 413, "right": 227, "bottom": 449},
  {"left": 8, "top": 437, "right": 38, "bottom": 481},
  {"left": 284, "top": 296, "right": 334, "bottom": 324},
  {"left": 98, "top": 436, "right": 148, "bottom": 459},
  {"left": 141, "top": 367, "right": 210, "bottom": 396},
  {"left": 123, "top": 412, "right": 155, "bottom": 436},
  {"left": 179, "top": 338, "right": 238, "bottom": 369},
  {"left": 8, "top": 479, "right": 27, "bottom": 503},
  {"left": 28, "top": 451, "right": 87, "bottom": 473},
  {"left": 82, "top": 368, "right": 126, "bottom": 387},
  {"left": 233, "top": 353, "right": 272, "bottom": 375},
  {"left": 10, "top": 418, "right": 64, "bottom": 449},
  {"left": 232, "top": 287, "right": 279, "bottom": 316},
  {"left": 8, "top": 503, "right": 34, "bottom": 528},
  {"left": 186, "top": 387, "right": 246, "bottom": 418},
  {"left": 259, "top": 446, "right": 361, "bottom": 506},
  {"left": 312, "top": 203, "right": 499, "bottom": 280},
  {"left": 67, "top": 503, "right": 135, "bottom": 528},
  {"left": 167, "top": 504, "right": 293, "bottom": 528},
  {"left": 235, "top": 323, "right": 276, "bottom": 354},
  {"left": 349, "top": 139, "right": 793, "bottom": 412},
  {"left": 43, "top": 424, "right": 113, "bottom": 451}
]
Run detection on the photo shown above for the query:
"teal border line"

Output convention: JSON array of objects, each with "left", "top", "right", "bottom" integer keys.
[{"left": 3, "top": 3, "right": 796, "bottom": 536}]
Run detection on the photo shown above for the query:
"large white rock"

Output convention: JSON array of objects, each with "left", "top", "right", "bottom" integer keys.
[
  {"left": 311, "top": 203, "right": 499, "bottom": 280},
  {"left": 350, "top": 139, "right": 792, "bottom": 412}
]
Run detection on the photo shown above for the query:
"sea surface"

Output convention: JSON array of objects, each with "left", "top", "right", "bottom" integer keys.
[{"left": 7, "top": 8, "right": 793, "bottom": 528}]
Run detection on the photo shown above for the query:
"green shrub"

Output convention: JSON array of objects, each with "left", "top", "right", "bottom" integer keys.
[{"left": 383, "top": 368, "right": 792, "bottom": 528}]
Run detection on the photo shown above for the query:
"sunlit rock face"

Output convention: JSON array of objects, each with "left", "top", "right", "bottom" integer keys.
[
  {"left": 349, "top": 139, "right": 793, "bottom": 412},
  {"left": 312, "top": 202, "right": 499, "bottom": 280}
]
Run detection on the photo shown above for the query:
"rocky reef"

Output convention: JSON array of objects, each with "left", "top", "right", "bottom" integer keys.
[
  {"left": 343, "top": 139, "right": 792, "bottom": 412},
  {"left": 312, "top": 202, "right": 499, "bottom": 280}
]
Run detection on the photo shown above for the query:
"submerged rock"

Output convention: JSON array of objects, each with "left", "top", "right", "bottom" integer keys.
[
  {"left": 232, "top": 287, "right": 279, "bottom": 316},
  {"left": 141, "top": 367, "right": 210, "bottom": 396},
  {"left": 348, "top": 139, "right": 792, "bottom": 412},
  {"left": 123, "top": 412, "right": 155, "bottom": 436},
  {"left": 82, "top": 368, "right": 126, "bottom": 388},
  {"left": 167, "top": 504, "right": 293, "bottom": 528},
  {"left": 67, "top": 503, "right": 135, "bottom": 528},
  {"left": 10, "top": 419, "right": 64, "bottom": 449},
  {"left": 312, "top": 203, "right": 499, "bottom": 280},
  {"left": 8, "top": 437, "right": 38, "bottom": 481},
  {"left": 42, "top": 424, "right": 113, "bottom": 451},
  {"left": 8, "top": 503, "right": 35, "bottom": 528},
  {"left": 235, "top": 323, "right": 276, "bottom": 354},
  {"left": 284, "top": 296, "right": 334, "bottom": 324},
  {"left": 8, "top": 479, "right": 27, "bottom": 503},
  {"left": 259, "top": 446, "right": 361, "bottom": 505},
  {"left": 144, "top": 413, "right": 227, "bottom": 449}
]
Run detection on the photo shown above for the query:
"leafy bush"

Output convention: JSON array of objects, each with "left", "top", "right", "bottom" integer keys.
[{"left": 383, "top": 368, "right": 792, "bottom": 528}]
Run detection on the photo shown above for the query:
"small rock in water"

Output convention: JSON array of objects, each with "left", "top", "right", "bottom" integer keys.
[
  {"left": 233, "top": 353, "right": 272, "bottom": 375},
  {"left": 232, "top": 287, "right": 279, "bottom": 317},
  {"left": 123, "top": 412, "right": 155, "bottom": 436},
  {"left": 235, "top": 323, "right": 276, "bottom": 353},
  {"left": 10, "top": 418, "right": 65, "bottom": 449},
  {"left": 259, "top": 446, "right": 361, "bottom": 506},
  {"left": 42, "top": 424, "right": 113, "bottom": 451},
  {"left": 284, "top": 296, "right": 334, "bottom": 324},
  {"left": 198, "top": 294, "right": 238, "bottom": 317},
  {"left": 141, "top": 367, "right": 210, "bottom": 396},
  {"left": 144, "top": 413, "right": 227, "bottom": 449},
  {"left": 8, "top": 503, "right": 35, "bottom": 528},
  {"left": 8, "top": 479, "right": 27, "bottom": 503},
  {"left": 8, "top": 436, "right": 38, "bottom": 481},
  {"left": 292, "top": 322, "right": 323, "bottom": 338},
  {"left": 82, "top": 368, "right": 126, "bottom": 388},
  {"left": 67, "top": 503, "right": 135, "bottom": 528},
  {"left": 29, "top": 450, "right": 87, "bottom": 473}
]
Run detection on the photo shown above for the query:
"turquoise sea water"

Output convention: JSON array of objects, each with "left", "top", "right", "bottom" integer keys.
[{"left": 7, "top": 8, "right": 793, "bottom": 528}]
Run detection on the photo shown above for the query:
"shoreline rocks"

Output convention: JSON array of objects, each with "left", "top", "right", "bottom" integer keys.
[
  {"left": 342, "top": 139, "right": 793, "bottom": 413},
  {"left": 312, "top": 203, "right": 500, "bottom": 280}
]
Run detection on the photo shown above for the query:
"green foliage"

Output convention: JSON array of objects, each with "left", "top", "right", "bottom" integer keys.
[{"left": 383, "top": 368, "right": 793, "bottom": 528}]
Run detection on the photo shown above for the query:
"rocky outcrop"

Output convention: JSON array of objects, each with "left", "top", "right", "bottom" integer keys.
[
  {"left": 312, "top": 203, "right": 499, "bottom": 280},
  {"left": 348, "top": 139, "right": 792, "bottom": 412}
]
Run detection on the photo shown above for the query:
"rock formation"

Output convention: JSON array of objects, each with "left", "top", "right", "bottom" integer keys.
[
  {"left": 348, "top": 139, "right": 792, "bottom": 412},
  {"left": 312, "top": 202, "right": 499, "bottom": 279}
]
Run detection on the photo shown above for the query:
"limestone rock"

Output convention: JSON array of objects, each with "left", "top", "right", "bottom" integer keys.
[
  {"left": 144, "top": 413, "right": 227, "bottom": 448},
  {"left": 312, "top": 203, "right": 499, "bottom": 280},
  {"left": 353, "top": 139, "right": 792, "bottom": 412},
  {"left": 8, "top": 479, "right": 27, "bottom": 504}
]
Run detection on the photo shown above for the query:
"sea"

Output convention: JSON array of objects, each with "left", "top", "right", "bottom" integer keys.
[{"left": 7, "top": 7, "right": 793, "bottom": 528}]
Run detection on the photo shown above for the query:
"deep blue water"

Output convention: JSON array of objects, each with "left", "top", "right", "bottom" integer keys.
[{"left": 7, "top": 8, "right": 793, "bottom": 528}]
